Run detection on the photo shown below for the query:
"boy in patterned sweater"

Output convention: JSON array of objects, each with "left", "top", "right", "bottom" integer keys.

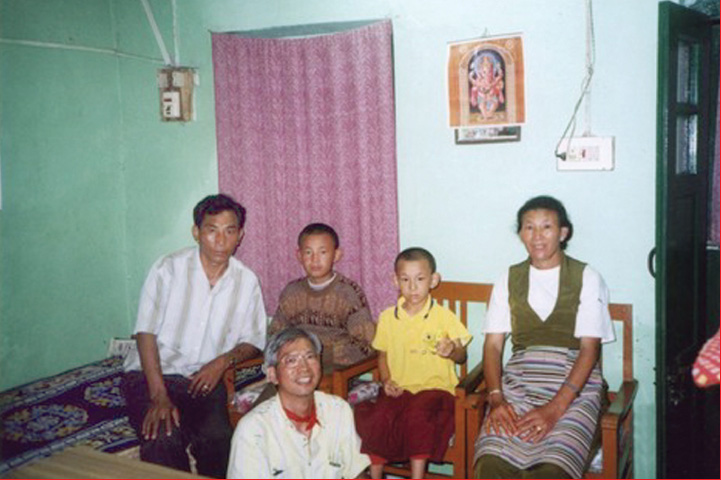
[{"left": 269, "top": 223, "right": 375, "bottom": 366}]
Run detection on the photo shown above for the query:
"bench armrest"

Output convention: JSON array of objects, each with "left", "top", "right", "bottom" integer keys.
[
  {"left": 224, "top": 355, "right": 264, "bottom": 399},
  {"left": 331, "top": 353, "right": 379, "bottom": 398},
  {"left": 457, "top": 360, "right": 485, "bottom": 396},
  {"left": 602, "top": 379, "right": 638, "bottom": 429}
]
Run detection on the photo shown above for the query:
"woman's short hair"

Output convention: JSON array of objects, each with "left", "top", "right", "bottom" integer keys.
[
  {"left": 264, "top": 327, "right": 322, "bottom": 372},
  {"left": 516, "top": 195, "right": 574, "bottom": 250}
]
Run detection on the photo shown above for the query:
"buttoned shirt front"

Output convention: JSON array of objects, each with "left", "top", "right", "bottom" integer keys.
[
  {"left": 124, "top": 246, "right": 267, "bottom": 377},
  {"left": 227, "top": 391, "right": 370, "bottom": 479}
]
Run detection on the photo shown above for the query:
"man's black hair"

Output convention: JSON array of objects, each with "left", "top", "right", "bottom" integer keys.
[{"left": 193, "top": 194, "right": 246, "bottom": 229}]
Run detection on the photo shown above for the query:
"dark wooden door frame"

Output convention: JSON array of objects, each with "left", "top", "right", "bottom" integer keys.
[{"left": 655, "top": 2, "right": 717, "bottom": 478}]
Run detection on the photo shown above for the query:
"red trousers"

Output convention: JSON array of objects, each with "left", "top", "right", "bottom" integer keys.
[{"left": 354, "top": 389, "right": 455, "bottom": 463}]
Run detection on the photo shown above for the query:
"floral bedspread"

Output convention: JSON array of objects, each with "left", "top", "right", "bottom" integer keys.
[
  {"left": 0, "top": 355, "right": 265, "bottom": 474},
  {"left": 0, "top": 357, "right": 138, "bottom": 474}
]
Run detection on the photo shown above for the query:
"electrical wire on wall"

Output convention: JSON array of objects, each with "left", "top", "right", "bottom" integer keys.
[
  {"left": 0, "top": 0, "right": 179, "bottom": 67},
  {"left": 0, "top": 37, "right": 164, "bottom": 64},
  {"left": 172, "top": 0, "right": 180, "bottom": 66},
  {"left": 554, "top": 0, "right": 596, "bottom": 160}
]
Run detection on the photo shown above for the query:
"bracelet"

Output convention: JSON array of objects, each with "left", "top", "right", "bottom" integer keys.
[
  {"left": 562, "top": 380, "right": 581, "bottom": 396},
  {"left": 488, "top": 389, "right": 503, "bottom": 397}
]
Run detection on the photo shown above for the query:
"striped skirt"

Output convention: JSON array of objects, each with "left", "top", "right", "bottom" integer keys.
[{"left": 474, "top": 346, "right": 603, "bottom": 478}]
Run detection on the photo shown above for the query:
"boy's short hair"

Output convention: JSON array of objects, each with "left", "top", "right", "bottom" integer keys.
[
  {"left": 297, "top": 223, "right": 340, "bottom": 249},
  {"left": 395, "top": 247, "right": 437, "bottom": 273},
  {"left": 193, "top": 194, "right": 246, "bottom": 229}
]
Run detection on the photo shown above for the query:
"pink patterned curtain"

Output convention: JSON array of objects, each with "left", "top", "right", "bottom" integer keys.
[{"left": 212, "top": 20, "right": 398, "bottom": 318}]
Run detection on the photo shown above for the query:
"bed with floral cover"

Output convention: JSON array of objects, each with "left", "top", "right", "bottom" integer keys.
[{"left": 0, "top": 355, "right": 263, "bottom": 475}]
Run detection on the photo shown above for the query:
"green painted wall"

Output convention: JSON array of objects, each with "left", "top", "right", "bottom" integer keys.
[
  {"left": 0, "top": 1, "right": 682, "bottom": 477},
  {"left": 0, "top": 0, "right": 130, "bottom": 388},
  {"left": 111, "top": 0, "right": 218, "bottom": 299},
  {"left": 0, "top": 0, "right": 220, "bottom": 390}
]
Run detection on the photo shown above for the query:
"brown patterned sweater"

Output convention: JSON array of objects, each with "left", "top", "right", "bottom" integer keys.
[{"left": 269, "top": 273, "right": 376, "bottom": 366}]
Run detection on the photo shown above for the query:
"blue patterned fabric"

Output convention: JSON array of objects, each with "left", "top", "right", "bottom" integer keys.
[
  {"left": 0, "top": 357, "right": 137, "bottom": 474},
  {"left": 0, "top": 355, "right": 265, "bottom": 474}
]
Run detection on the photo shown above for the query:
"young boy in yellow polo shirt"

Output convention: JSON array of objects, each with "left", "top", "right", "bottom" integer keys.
[{"left": 354, "top": 247, "right": 472, "bottom": 479}]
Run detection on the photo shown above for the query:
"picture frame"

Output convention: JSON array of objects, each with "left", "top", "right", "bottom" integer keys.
[
  {"left": 447, "top": 34, "right": 525, "bottom": 128},
  {"left": 454, "top": 125, "right": 521, "bottom": 144}
]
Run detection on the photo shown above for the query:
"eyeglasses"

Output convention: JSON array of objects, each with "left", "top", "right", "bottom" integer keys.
[{"left": 279, "top": 351, "right": 320, "bottom": 368}]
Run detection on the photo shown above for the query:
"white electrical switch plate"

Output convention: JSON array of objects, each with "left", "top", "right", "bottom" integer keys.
[
  {"left": 162, "top": 90, "right": 181, "bottom": 119},
  {"left": 157, "top": 71, "right": 168, "bottom": 88},
  {"left": 556, "top": 136, "right": 614, "bottom": 171},
  {"left": 172, "top": 71, "right": 186, "bottom": 87}
]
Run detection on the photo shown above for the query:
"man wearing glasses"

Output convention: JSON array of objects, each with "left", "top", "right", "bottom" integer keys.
[{"left": 227, "top": 327, "right": 369, "bottom": 478}]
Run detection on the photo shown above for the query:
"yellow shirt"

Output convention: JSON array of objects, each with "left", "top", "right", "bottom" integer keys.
[{"left": 373, "top": 296, "right": 472, "bottom": 394}]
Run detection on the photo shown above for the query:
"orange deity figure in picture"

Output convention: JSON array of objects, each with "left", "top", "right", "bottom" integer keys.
[{"left": 468, "top": 54, "right": 505, "bottom": 120}]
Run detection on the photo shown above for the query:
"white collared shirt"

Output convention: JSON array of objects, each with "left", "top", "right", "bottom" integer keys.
[
  {"left": 484, "top": 263, "right": 615, "bottom": 343},
  {"left": 124, "top": 247, "right": 267, "bottom": 376},
  {"left": 227, "top": 391, "right": 370, "bottom": 479}
]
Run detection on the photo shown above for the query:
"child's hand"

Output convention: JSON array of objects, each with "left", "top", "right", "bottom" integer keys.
[
  {"left": 383, "top": 380, "right": 403, "bottom": 397},
  {"left": 435, "top": 336, "right": 455, "bottom": 358}
]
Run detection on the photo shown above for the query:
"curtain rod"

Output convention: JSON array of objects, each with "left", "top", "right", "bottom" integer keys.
[{"left": 209, "top": 19, "right": 387, "bottom": 39}]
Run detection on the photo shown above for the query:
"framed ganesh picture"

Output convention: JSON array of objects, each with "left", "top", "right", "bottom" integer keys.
[{"left": 447, "top": 34, "right": 525, "bottom": 131}]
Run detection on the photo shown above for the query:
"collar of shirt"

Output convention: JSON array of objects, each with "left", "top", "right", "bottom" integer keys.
[
  {"left": 394, "top": 295, "right": 434, "bottom": 321},
  {"left": 193, "top": 247, "right": 234, "bottom": 291},
  {"left": 307, "top": 272, "right": 337, "bottom": 291},
  {"left": 275, "top": 393, "right": 326, "bottom": 435},
  {"left": 283, "top": 401, "right": 321, "bottom": 430}
]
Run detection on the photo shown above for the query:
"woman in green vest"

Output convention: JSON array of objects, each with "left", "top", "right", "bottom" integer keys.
[{"left": 473, "top": 195, "right": 615, "bottom": 478}]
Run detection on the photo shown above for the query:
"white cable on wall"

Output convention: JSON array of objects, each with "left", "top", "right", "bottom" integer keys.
[
  {"left": 554, "top": 0, "right": 596, "bottom": 159},
  {"left": 140, "top": 0, "right": 173, "bottom": 66},
  {"left": 172, "top": 0, "right": 180, "bottom": 66},
  {"left": 0, "top": 38, "right": 164, "bottom": 64},
  {"left": 583, "top": 0, "right": 594, "bottom": 136},
  {"left": 2, "top": 0, "right": 178, "bottom": 67}
]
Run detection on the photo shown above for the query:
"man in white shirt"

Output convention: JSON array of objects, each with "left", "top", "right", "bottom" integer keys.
[
  {"left": 227, "top": 327, "right": 369, "bottom": 479},
  {"left": 122, "top": 194, "right": 267, "bottom": 478}
]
